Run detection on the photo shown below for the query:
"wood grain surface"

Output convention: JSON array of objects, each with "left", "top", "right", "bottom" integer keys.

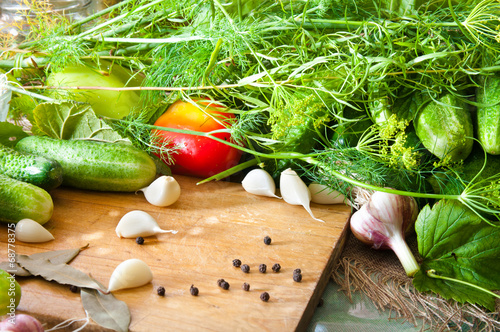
[{"left": 0, "top": 175, "right": 352, "bottom": 332}]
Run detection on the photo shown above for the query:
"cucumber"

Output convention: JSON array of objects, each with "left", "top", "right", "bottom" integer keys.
[
  {"left": 15, "top": 136, "right": 157, "bottom": 192},
  {"left": 476, "top": 74, "right": 500, "bottom": 155},
  {"left": 0, "top": 143, "right": 63, "bottom": 191},
  {"left": 414, "top": 93, "right": 473, "bottom": 162},
  {"left": 0, "top": 174, "right": 53, "bottom": 224}
]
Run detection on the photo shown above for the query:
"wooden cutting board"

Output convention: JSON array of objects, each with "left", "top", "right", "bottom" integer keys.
[{"left": 0, "top": 175, "right": 352, "bottom": 332}]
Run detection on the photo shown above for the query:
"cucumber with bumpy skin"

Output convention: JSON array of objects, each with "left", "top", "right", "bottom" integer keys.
[
  {"left": 15, "top": 136, "right": 157, "bottom": 192},
  {"left": 0, "top": 174, "right": 53, "bottom": 224},
  {"left": 0, "top": 143, "right": 63, "bottom": 191},
  {"left": 414, "top": 93, "right": 473, "bottom": 162},
  {"left": 476, "top": 74, "right": 500, "bottom": 155}
]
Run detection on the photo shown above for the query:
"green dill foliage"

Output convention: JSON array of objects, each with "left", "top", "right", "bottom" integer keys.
[{"left": 2, "top": 0, "right": 500, "bottom": 213}]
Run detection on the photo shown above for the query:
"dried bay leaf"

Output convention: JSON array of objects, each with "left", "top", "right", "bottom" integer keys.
[
  {"left": 0, "top": 244, "right": 88, "bottom": 277},
  {"left": 16, "top": 254, "right": 105, "bottom": 292},
  {"left": 81, "top": 288, "right": 131, "bottom": 332}
]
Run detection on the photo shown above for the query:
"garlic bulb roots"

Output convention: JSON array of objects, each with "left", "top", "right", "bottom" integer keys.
[
  {"left": 280, "top": 168, "right": 324, "bottom": 222},
  {"left": 116, "top": 210, "right": 178, "bottom": 238},
  {"left": 15, "top": 218, "right": 55, "bottom": 243},
  {"left": 242, "top": 169, "right": 281, "bottom": 198},
  {"left": 107, "top": 258, "right": 153, "bottom": 292},
  {"left": 139, "top": 175, "right": 181, "bottom": 207}
]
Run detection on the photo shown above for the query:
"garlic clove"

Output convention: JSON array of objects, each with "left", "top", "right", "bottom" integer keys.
[
  {"left": 280, "top": 168, "right": 324, "bottom": 222},
  {"left": 115, "top": 210, "right": 178, "bottom": 238},
  {"left": 139, "top": 175, "right": 181, "bottom": 207},
  {"left": 107, "top": 258, "right": 153, "bottom": 292},
  {"left": 15, "top": 218, "right": 55, "bottom": 243},
  {"left": 242, "top": 169, "right": 281, "bottom": 198},
  {"left": 308, "top": 182, "right": 349, "bottom": 205}
]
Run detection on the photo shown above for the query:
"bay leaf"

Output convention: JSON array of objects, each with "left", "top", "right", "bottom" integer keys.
[
  {"left": 0, "top": 261, "right": 30, "bottom": 277},
  {"left": 0, "top": 244, "right": 88, "bottom": 277},
  {"left": 81, "top": 288, "right": 131, "bottom": 332},
  {"left": 15, "top": 254, "right": 105, "bottom": 292}
]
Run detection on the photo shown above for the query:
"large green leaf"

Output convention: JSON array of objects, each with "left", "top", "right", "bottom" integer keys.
[
  {"left": 414, "top": 200, "right": 500, "bottom": 310},
  {"left": 32, "top": 101, "right": 128, "bottom": 142},
  {"left": 0, "top": 122, "right": 28, "bottom": 147}
]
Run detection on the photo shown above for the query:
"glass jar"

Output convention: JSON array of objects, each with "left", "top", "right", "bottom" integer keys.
[{"left": 0, "top": 0, "right": 95, "bottom": 41}]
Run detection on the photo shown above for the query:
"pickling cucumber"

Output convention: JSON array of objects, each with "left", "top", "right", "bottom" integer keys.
[
  {"left": 0, "top": 143, "right": 63, "bottom": 191},
  {"left": 476, "top": 74, "right": 500, "bottom": 155},
  {"left": 0, "top": 174, "right": 53, "bottom": 224},
  {"left": 414, "top": 93, "right": 473, "bottom": 162},
  {"left": 15, "top": 136, "right": 157, "bottom": 192}
]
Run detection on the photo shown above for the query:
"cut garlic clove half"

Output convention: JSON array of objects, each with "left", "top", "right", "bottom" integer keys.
[
  {"left": 308, "top": 182, "right": 348, "bottom": 205},
  {"left": 115, "top": 210, "right": 178, "bottom": 238},
  {"left": 280, "top": 168, "right": 324, "bottom": 222},
  {"left": 242, "top": 168, "right": 281, "bottom": 198},
  {"left": 15, "top": 218, "right": 55, "bottom": 243},
  {"left": 107, "top": 258, "right": 153, "bottom": 292},
  {"left": 139, "top": 175, "right": 181, "bottom": 207}
]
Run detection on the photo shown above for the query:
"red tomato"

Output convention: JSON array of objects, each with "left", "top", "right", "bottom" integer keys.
[{"left": 152, "top": 100, "right": 243, "bottom": 178}]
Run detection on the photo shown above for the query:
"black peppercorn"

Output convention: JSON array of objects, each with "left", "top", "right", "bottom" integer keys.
[
  {"left": 263, "top": 236, "right": 272, "bottom": 245},
  {"left": 293, "top": 268, "right": 301, "bottom": 275},
  {"left": 271, "top": 263, "right": 281, "bottom": 273},
  {"left": 241, "top": 264, "right": 250, "bottom": 273},
  {"left": 69, "top": 285, "right": 79, "bottom": 293},
  {"left": 293, "top": 273, "right": 302, "bottom": 282},
  {"left": 136, "top": 236, "right": 145, "bottom": 245},
  {"left": 260, "top": 292, "right": 270, "bottom": 302},
  {"left": 221, "top": 281, "right": 230, "bottom": 290},
  {"left": 217, "top": 279, "right": 225, "bottom": 287},
  {"left": 190, "top": 284, "right": 199, "bottom": 296},
  {"left": 157, "top": 286, "right": 166, "bottom": 296},
  {"left": 259, "top": 264, "right": 267, "bottom": 273},
  {"left": 232, "top": 259, "right": 242, "bottom": 267},
  {"left": 242, "top": 282, "right": 250, "bottom": 291}
]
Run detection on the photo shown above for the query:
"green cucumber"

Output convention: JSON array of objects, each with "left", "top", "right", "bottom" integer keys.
[
  {"left": 0, "top": 174, "right": 53, "bottom": 224},
  {"left": 476, "top": 74, "right": 500, "bottom": 155},
  {"left": 414, "top": 93, "right": 473, "bottom": 162},
  {"left": 0, "top": 143, "right": 63, "bottom": 191},
  {"left": 15, "top": 136, "right": 157, "bottom": 192}
]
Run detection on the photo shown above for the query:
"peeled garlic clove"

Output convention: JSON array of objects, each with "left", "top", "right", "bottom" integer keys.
[
  {"left": 116, "top": 210, "right": 177, "bottom": 238},
  {"left": 15, "top": 218, "right": 55, "bottom": 243},
  {"left": 139, "top": 175, "right": 181, "bottom": 207},
  {"left": 308, "top": 182, "right": 348, "bottom": 205},
  {"left": 107, "top": 258, "right": 153, "bottom": 292},
  {"left": 280, "top": 168, "right": 324, "bottom": 222},
  {"left": 242, "top": 169, "right": 281, "bottom": 198}
]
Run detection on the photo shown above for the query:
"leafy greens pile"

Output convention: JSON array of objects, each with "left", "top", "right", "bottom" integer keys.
[{"left": 1, "top": 0, "right": 500, "bottom": 311}]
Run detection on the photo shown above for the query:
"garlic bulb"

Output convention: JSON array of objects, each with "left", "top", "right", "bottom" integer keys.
[
  {"left": 15, "top": 218, "right": 55, "bottom": 243},
  {"left": 280, "top": 168, "right": 324, "bottom": 222},
  {"left": 242, "top": 169, "right": 281, "bottom": 198},
  {"left": 139, "top": 175, "right": 181, "bottom": 207},
  {"left": 350, "top": 191, "right": 420, "bottom": 276},
  {"left": 107, "top": 258, "right": 153, "bottom": 292},
  {"left": 308, "top": 182, "right": 348, "bottom": 205},
  {"left": 116, "top": 210, "right": 178, "bottom": 238}
]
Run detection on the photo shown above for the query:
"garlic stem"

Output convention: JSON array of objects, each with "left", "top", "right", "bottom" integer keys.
[{"left": 387, "top": 232, "right": 420, "bottom": 277}]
